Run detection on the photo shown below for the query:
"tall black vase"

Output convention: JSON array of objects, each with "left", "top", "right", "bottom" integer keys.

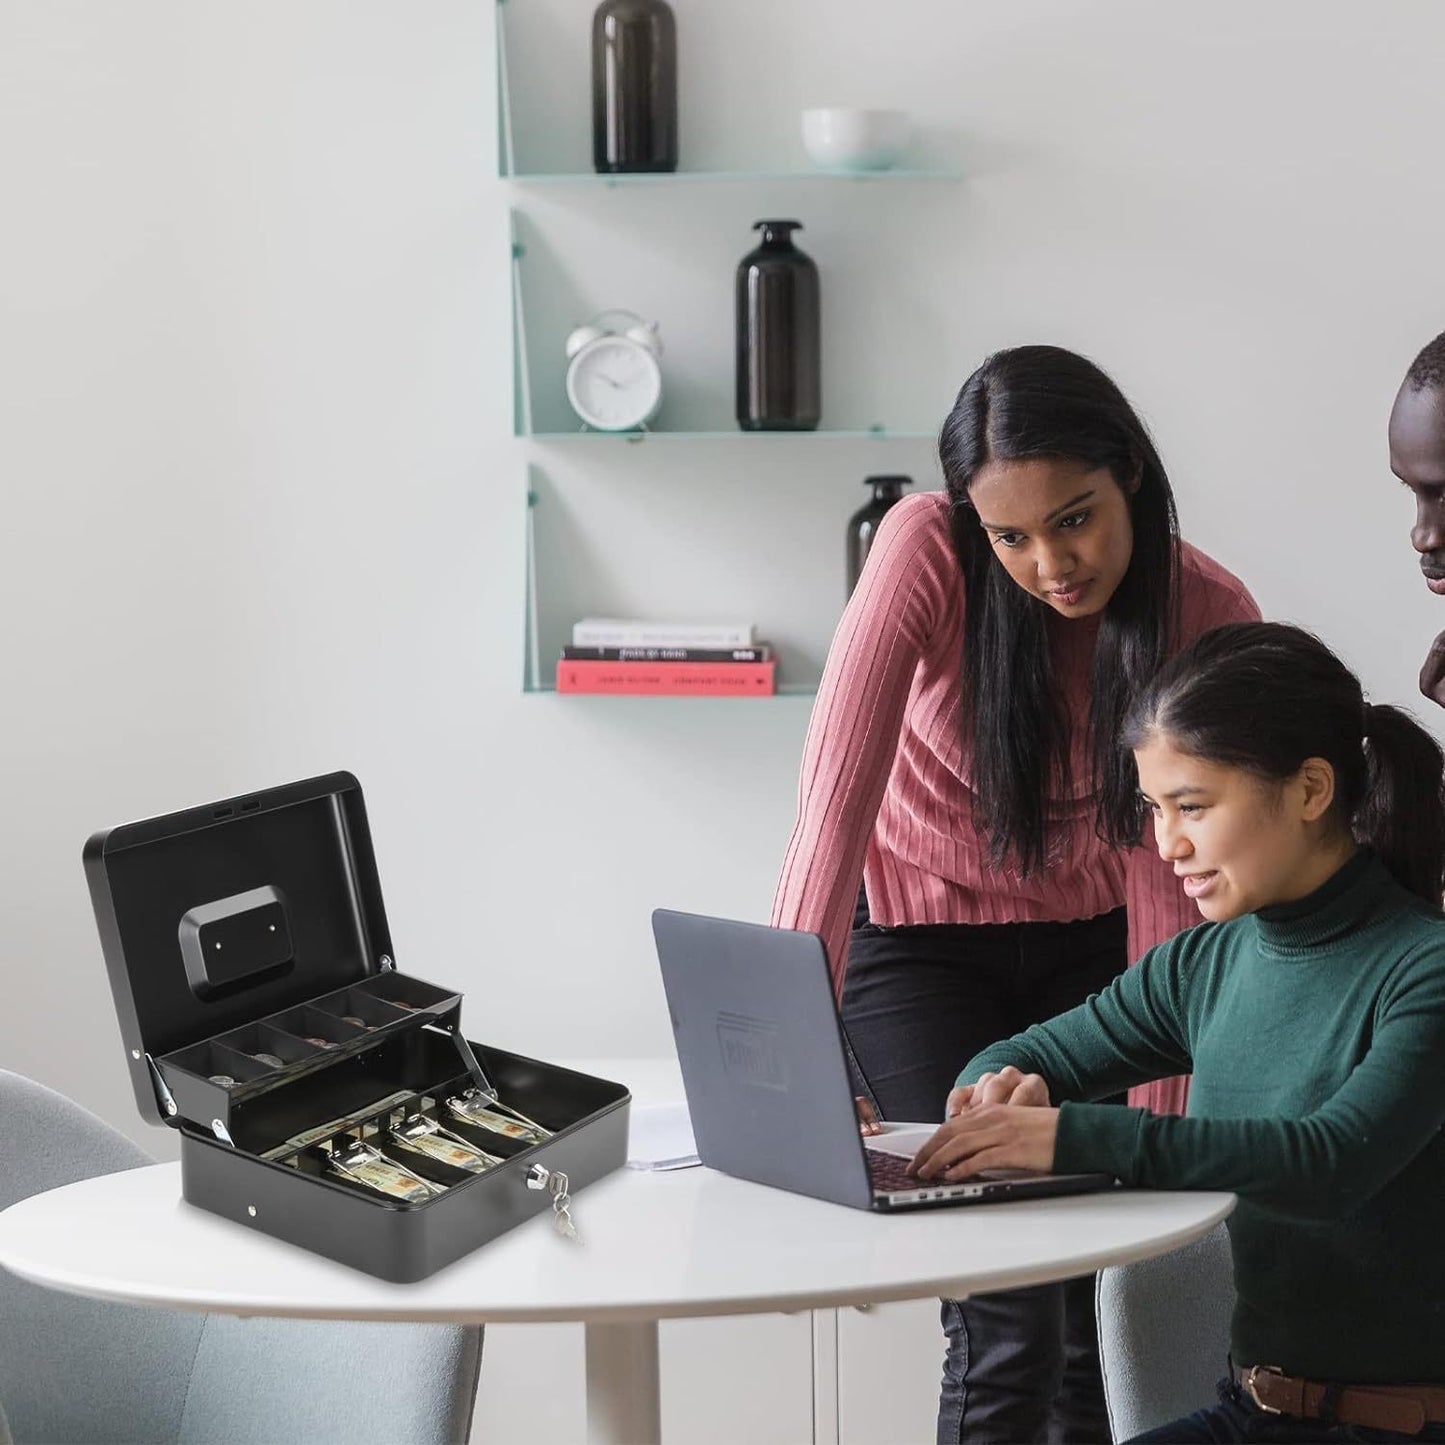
[
  {"left": 735, "top": 219, "right": 821, "bottom": 432},
  {"left": 846, "top": 475, "right": 913, "bottom": 595},
  {"left": 591, "top": 0, "right": 678, "bottom": 174}
]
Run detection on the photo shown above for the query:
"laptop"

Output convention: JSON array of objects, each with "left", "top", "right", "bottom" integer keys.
[{"left": 652, "top": 908, "right": 1116, "bottom": 1212}]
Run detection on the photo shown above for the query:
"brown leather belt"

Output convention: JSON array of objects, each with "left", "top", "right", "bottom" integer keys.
[{"left": 1240, "top": 1365, "right": 1445, "bottom": 1437}]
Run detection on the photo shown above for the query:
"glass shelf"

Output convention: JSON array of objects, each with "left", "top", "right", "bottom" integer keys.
[
  {"left": 509, "top": 210, "right": 945, "bottom": 439},
  {"left": 522, "top": 467, "right": 830, "bottom": 698},
  {"left": 500, "top": 0, "right": 945, "bottom": 699},
  {"left": 506, "top": 168, "right": 962, "bottom": 187},
  {"left": 494, "top": 2, "right": 961, "bottom": 187},
  {"left": 524, "top": 426, "right": 939, "bottom": 443}
]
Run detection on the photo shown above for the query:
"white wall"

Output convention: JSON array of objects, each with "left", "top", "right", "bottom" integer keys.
[{"left": 4, "top": 0, "right": 1444, "bottom": 1154}]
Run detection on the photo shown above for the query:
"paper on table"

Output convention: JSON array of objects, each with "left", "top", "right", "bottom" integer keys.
[
  {"left": 626, "top": 1101, "right": 700, "bottom": 1171},
  {"left": 862, "top": 1119, "right": 944, "bottom": 1159}
]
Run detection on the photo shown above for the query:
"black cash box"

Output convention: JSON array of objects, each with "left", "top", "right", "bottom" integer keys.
[{"left": 84, "top": 770, "right": 630, "bottom": 1282}]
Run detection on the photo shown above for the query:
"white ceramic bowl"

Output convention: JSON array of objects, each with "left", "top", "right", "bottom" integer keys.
[{"left": 800, "top": 108, "right": 911, "bottom": 171}]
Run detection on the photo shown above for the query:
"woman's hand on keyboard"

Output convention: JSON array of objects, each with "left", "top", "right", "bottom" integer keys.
[
  {"left": 945, "top": 1067, "right": 1050, "bottom": 1118},
  {"left": 909, "top": 1103, "right": 1061, "bottom": 1180}
]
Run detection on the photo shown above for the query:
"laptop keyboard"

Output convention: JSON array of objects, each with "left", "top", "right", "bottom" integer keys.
[{"left": 866, "top": 1148, "right": 919, "bottom": 1194}]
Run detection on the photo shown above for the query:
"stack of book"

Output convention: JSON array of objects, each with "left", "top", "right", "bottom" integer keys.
[{"left": 556, "top": 618, "right": 776, "bottom": 696}]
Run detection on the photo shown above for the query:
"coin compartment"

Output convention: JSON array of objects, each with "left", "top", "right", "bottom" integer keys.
[
  {"left": 351, "top": 971, "right": 460, "bottom": 1014},
  {"left": 260, "top": 1005, "right": 370, "bottom": 1050},
  {"left": 162, "top": 1038, "right": 277, "bottom": 1088},
  {"left": 307, "top": 986, "right": 412, "bottom": 1031}
]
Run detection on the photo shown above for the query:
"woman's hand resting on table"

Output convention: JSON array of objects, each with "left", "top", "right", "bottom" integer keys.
[
  {"left": 854, "top": 1095, "right": 883, "bottom": 1137},
  {"left": 908, "top": 1065, "right": 1059, "bottom": 1180}
]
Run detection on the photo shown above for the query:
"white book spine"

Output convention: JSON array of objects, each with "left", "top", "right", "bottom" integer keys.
[{"left": 571, "top": 618, "right": 756, "bottom": 648}]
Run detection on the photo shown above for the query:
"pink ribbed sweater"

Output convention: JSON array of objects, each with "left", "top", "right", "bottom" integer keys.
[{"left": 771, "top": 490, "right": 1259, "bottom": 1116}]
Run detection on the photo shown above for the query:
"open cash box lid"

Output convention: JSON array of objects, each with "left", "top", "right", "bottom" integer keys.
[{"left": 84, "top": 771, "right": 461, "bottom": 1131}]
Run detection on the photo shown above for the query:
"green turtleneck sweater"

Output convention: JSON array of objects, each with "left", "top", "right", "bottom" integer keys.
[{"left": 959, "top": 850, "right": 1445, "bottom": 1383}]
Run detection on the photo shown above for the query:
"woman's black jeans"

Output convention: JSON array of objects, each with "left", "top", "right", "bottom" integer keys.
[{"left": 839, "top": 890, "right": 1129, "bottom": 1445}]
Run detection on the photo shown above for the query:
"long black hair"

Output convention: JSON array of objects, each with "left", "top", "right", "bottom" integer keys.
[
  {"left": 1122, "top": 621, "right": 1445, "bottom": 905},
  {"left": 939, "top": 345, "right": 1180, "bottom": 875}
]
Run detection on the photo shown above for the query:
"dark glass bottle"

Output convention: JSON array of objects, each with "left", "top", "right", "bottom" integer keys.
[
  {"left": 591, "top": 0, "right": 678, "bottom": 174},
  {"left": 735, "top": 219, "right": 821, "bottom": 432},
  {"left": 846, "top": 475, "right": 913, "bottom": 594}
]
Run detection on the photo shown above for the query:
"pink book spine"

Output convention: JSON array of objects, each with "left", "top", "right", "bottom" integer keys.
[{"left": 555, "top": 659, "right": 776, "bottom": 696}]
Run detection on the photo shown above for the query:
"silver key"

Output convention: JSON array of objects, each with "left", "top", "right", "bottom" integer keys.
[{"left": 549, "top": 1171, "right": 579, "bottom": 1243}]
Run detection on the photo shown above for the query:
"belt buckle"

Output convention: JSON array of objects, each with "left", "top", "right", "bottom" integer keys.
[{"left": 1244, "top": 1365, "right": 1285, "bottom": 1415}]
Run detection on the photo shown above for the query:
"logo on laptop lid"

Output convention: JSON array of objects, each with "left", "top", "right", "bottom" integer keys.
[{"left": 716, "top": 1010, "right": 789, "bottom": 1092}]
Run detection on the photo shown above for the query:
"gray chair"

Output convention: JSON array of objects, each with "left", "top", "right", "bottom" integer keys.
[
  {"left": 0, "top": 1069, "right": 483, "bottom": 1445},
  {"left": 1095, "top": 1223, "right": 1235, "bottom": 1443}
]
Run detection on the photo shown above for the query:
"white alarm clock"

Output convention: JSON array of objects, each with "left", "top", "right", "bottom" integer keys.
[{"left": 564, "top": 309, "right": 664, "bottom": 432}]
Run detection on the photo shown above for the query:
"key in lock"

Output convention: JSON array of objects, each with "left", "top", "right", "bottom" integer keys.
[{"left": 526, "top": 1163, "right": 580, "bottom": 1242}]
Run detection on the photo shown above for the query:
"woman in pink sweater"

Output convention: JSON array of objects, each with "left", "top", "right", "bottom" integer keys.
[{"left": 771, "top": 346, "right": 1259, "bottom": 1445}]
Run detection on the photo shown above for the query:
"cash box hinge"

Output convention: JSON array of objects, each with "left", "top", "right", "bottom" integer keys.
[{"left": 144, "top": 1053, "right": 179, "bottom": 1120}]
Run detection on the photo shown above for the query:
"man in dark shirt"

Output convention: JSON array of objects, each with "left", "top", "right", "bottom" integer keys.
[{"left": 1388, "top": 330, "right": 1445, "bottom": 707}]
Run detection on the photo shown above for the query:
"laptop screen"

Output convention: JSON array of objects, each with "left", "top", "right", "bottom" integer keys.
[{"left": 652, "top": 908, "right": 876, "bottom": 1210}]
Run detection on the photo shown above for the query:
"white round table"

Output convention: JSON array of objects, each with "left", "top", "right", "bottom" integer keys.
[{"left": 0, "top": 1155, "right": 1232, "bottom": 1444}]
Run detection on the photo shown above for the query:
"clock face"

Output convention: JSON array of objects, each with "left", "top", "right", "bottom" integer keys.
[{"left": 566, "top": 336, "right": 663, "bottom": 431}]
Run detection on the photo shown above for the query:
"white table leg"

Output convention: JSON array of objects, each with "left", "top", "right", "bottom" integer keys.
[
  {"left": 810, "top": 1309, "right": 841, "bottom": 1445},
  {"left": 584, "top": 1319, "right": 662, "bottom": 1445}
]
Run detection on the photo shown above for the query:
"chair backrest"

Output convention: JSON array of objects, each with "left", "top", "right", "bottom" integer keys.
[
  {"left": 1095, "top": 1223, "right": 1235, "bottom": 1442},
  {"left": 179, "top": 1317, "right": 483, "bottom": 1445},
  {"left": 0, "top": 1070, "right": 483, "bottom": 1445},
  {"left": 0, "top": 1069, "right": 207, "bottom": 1445}
]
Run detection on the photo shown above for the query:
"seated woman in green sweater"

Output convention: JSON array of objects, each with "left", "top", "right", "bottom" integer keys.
[{"left": 909, "top": 620, "right": 1445, "bottom": 1444}]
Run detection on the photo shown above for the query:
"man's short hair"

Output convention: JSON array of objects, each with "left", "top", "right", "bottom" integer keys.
[{"left": 1406, "top": 331, "right": 1445, "bottom": 393}]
